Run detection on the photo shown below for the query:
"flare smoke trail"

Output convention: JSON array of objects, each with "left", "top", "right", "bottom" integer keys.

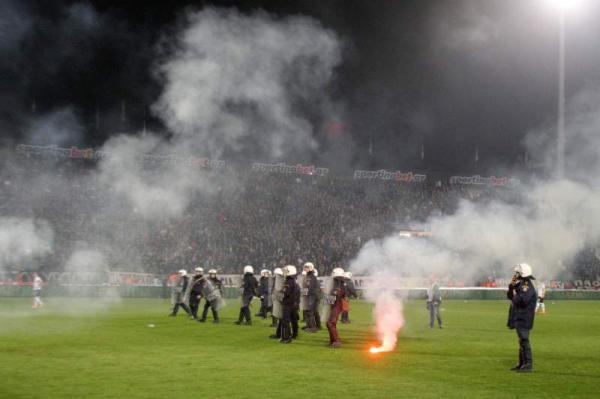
[{"left": 353, "top": 82, "right": 600, "bottom": 353}]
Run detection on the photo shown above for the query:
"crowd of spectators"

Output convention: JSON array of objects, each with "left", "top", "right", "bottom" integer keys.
[{"left": 1, "top": 154, "right": 599, "bottom": 287}]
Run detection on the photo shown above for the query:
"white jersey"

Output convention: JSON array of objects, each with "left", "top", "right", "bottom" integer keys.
[
  {"left": 537, "top": 283, "right": 545, "bottom": 298},
  {"left": 33, "top": 276, "right": 43, "bottom": 291}
]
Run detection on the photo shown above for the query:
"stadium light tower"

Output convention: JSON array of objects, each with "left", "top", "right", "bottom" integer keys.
[{"left": 547, "top": 0, "right": 583, "bottom": 178}]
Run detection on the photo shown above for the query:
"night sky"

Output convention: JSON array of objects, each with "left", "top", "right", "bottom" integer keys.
[{"left": 2, "top": 0, "right": 600, "bottom": 174}]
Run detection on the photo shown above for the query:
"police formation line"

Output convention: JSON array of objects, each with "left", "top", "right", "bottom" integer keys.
[
  {"left": 168, "top": 263, "right": 357, "bottom": 348},
  {"left": 168, "top": 262, "right": 543, "bottom": 370}
]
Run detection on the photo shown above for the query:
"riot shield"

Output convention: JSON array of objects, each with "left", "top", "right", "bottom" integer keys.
[
  {"left": 298, "top": 274, "right": 308, "bottom": 311},
  {"left": 272, "top": 274, "right": 284, "bottom": 319},
  {"left": 203, "top": 279, "right": 226, "bottom": 310},
  {"left": 320, "top": 276, "right": 334, "bottom": 323}
]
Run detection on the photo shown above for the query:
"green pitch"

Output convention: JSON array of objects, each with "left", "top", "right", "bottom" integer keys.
[{"left": 1, "top": 298, "right": 599, "bottom": 398}]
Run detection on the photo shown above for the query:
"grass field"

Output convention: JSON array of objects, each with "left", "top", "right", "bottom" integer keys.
[{"left": 1, "top": 298, "right": 599, "bottom": 399}]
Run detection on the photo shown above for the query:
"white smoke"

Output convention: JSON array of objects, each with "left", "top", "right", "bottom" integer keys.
[
  {"left": 97, "top": 134, "right": 211, "bottom": 219},
  {"left": 0, "top": 217, "right": 53, "bottom": 273},
  {"left": 63, "top": 249, "right": 121, "bottom": 310},
  {"left": 152, "top": 7, "right": 341, "bottom": 159},
  {"left": 369, "top": 289, "right": 404, "bottom": 354},
  {"left": 354, "top": 82, "right": 600, "bottom": 352},
  {"left": 96, "top": 8, "right": 342, "bottom": 220}
]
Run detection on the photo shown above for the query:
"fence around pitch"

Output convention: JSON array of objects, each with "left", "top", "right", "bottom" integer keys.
[{"left": 1, "top": 285, "right": 600, "bottom": 300}]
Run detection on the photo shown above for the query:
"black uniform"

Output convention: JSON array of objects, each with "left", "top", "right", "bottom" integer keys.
[
  {"left": 188, "top": 275, "right": 204, "bottom": 319},
  {"left": 302, "top": 272, "right": 320, "bottom": 332},
  {"left": 198, "top": 277, "right": 221, "bottom": 323},
  {"left": 170, "top": 275, "right": 191, "bottom": 316},
  {"left": 256, "top": 276, "right": 270, "bottom": 318},
  {"left": 280, "top": 275, "right": 301, "bottom": 343},
  {"left": 507, "top": 277, "right": 537, "bottom": 372},
  {"left": 236, "top": 273, "right": 258, "bottom": 325}
]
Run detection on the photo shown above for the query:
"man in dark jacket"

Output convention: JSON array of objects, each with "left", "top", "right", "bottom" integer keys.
[
  {"left": 256, "top": 269, "right": 271, "bottom": 319},
  {"left": 187, "top": 267, "right": 205, "bottom": 320},
  {"left": 280, "top": 265, "right": 301, "bottom": 343},
  {"left": 301, "top": 262, "right": 320, "bottom": 333},
  {"left": 235, "top": 265, "right": 258, "bottom": 325},
  {"left": 201, "top": 269, "right": 223, "bottom": 323},
  {"left": 507, "top": 263, "right": 537, "bottom": 372}
]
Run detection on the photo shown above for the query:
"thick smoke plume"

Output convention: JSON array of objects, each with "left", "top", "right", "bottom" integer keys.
[
  {"left": 96, "top": 7, "right": 342, "bottom": 219},
  {"left": 354, "top": 82, "right": 600, "bottom": 352},
  {"left": 153, "top": 7, "right": 341, "bottom": 160}
]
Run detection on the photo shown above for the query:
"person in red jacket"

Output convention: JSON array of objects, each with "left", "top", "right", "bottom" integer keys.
[{"left": 325, "top": 267, "right": 348, "bottom": 348}]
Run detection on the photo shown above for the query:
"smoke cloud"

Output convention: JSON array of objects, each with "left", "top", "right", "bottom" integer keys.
[
  {"left": 354, "top": 81, "right": 600, "bottom": 352},
  {"left": 94, "top": 7, "right": 342, "bottom": 219},
  {"left": 0, "top": 217, "right": 53, "bottom": 273},
  {"left": 152, "top": 7, "right": 341, "bottom": 160}
]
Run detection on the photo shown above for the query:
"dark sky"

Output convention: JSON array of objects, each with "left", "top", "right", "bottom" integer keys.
[{"left": 2, "top": 0, "right": 600, "bottom": 174}]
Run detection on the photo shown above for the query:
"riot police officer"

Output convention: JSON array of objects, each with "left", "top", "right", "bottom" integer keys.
[
  {"left": 198, "top": 270, "right": 222, "bottom": 323},
  {"left": 256, "top": 269, "right": 271, "bottom": 318},
  {"left": 236, "top": 265, "right": 258, "bottom": 325},
  {"left": 186, "top": 267, "right": 205, "bottom": 320},
  {"left": 269, "top": 268, "right": 284, "bottom": 339},
  {"left": 169, "top": 269, "right": 191, "bottom": 317},
  {"left": 324, "top": 267, "right": 348, "bottom": 348},
  {"left": 301, "top": 262, "right": 320, "bottom": 333},
  {"left": 280, "top": 265, "right": 301, "bottom": 344},
  {"left": 507, "top": 263, "right": 537, "bottom": 372}
]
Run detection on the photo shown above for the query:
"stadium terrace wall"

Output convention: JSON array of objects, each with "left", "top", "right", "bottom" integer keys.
[{"left": 2, "top": 285, "right": 600, "bottom": 300}]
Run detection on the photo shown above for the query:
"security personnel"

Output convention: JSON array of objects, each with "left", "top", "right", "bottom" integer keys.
[
  {"left": 325, "top": 268, "right": 348, "bottom": 348},
  {"left": 236, "top": 265, "right": 258, "bottom": 325},
  {"left": 169, "top": 269, "right": 192, "bottom": 317},
  {"left": 269, "top": 268, "right": 284, "bottom": 339},
  {"left": 256, "top": 269, "right": 271, "bottom": 318},
  {"left": 280, "top": 265, "right": 301, "bottom": 343},
  {"left": 187, "top": 267, "right": 205, "bottom": 320},
  {"left": 198, "top": 272, "right": 222, "bottom": 323},
  {"left": 507, "top": 263, "right": 537, "bottom": 372},
  {"left": 301, "top": 262, "right": 320, "bottom": 333}
]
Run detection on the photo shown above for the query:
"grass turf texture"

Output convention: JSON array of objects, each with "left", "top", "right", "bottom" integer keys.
[{"left": 1, "top": 299, "right": 599, "bottom": 398}]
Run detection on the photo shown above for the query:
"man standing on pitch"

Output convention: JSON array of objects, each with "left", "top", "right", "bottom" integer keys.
[
  {"left": 32, "top": 272, "right": 44, "bottom": 309},
  {"left": 280, "top": 265, "right": 300, "bottom": 343},
  {"left": 235, "top": 265, "right": 258, "bottom": 325},
  {"left": 186, "top": 267, "right": 204, "bottom": 320},
  {"left": 507, "top": 263, "right": 537, "bottom": 372},
  {"left": 169, "top": 270, "right": 191, "bottom": 317},
  {"left": 426, "top": 280, "right": 442, "bottom": 329}
]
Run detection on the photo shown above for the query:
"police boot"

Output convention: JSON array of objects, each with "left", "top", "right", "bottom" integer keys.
[
  {"left": 169, "top": 304, "right": 179, "bottom": 316},
  {"left": 291, "top": 321, "right": 299, "bottom": 339},
  {"left": 280, "top": 324, "right": 292, "bottom": 344},
  {"left": 510, "top": 349, "right": 524, "bottom": 371},
  {"left": 270, "top": 320, "right": 282, "bottom": 339},
  {"left": 518, "top": 346, "right": 533, "bottom": 372},
  {"left": 243, "top": 307, "right": 252, "bottom": 324},
  {"left": 234, "top": 309, "right": 244, "bottom": 325},
  {"left": 181, "top": 303, "right": 192, "bottom": 316}
]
